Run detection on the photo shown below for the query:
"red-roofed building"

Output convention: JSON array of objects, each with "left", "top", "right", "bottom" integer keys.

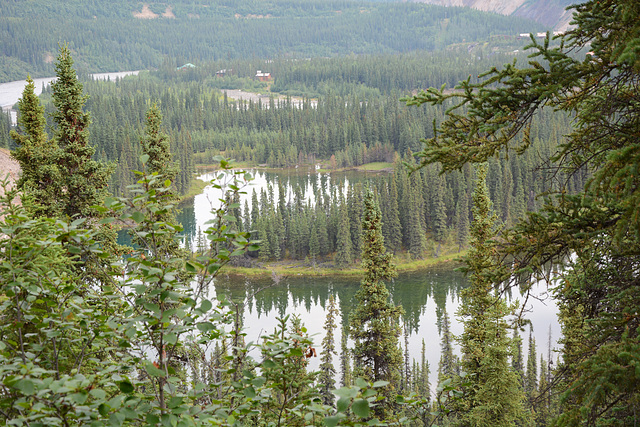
[{"left": 255, "top": 70, "right": 272, "bottom": 82}]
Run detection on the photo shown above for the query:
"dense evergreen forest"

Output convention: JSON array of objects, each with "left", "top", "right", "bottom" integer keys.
[
  {"left": 2, "top": 0, "right": 639, "bottom": 425},
  {"left": 0, "top": 0, "right": 544, "bottom": 82},
  {"left": 14, "top": 45, "right": 575, "bottom": 263}
]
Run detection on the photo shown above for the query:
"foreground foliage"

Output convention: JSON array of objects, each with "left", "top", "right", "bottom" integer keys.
[
  {"left": 406, "top": 0, "right": 640, "bottom": 424},
  {"left": 0, "top": 162, "right": 416, "bottom": 426}
]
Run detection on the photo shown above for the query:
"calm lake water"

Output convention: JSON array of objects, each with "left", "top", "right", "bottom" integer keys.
[
  {"left": 209, "top": 265, "right": 559, "bottom": 392},
  {"left": 178, "top": 168, "right": 386, "bottom": 248},
  {"left": 176, "top": 169, "right": 560, "bottom": 390}
]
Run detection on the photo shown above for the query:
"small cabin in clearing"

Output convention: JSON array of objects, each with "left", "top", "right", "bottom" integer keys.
[{"left": 255, "top": 70, "right": 272, "bottom": 82}]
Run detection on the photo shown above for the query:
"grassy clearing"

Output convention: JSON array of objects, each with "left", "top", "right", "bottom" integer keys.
[
  {"left": 223, "top": 250, "right": 466, "bottom": 279},
  {"left": 354, "top": 162, "right": 393, "bottom": 171},
  {"left": 178, "top": 176, "right": 209, "bottom": 204}
]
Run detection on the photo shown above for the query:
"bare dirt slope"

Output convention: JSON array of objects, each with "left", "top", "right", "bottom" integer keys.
[{"left": 0, "top": 148, "right": 20, "bottom": 199}]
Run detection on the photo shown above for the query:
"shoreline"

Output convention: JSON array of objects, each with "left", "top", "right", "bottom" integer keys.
[{"left": 220, "top": 251, "right": 465, "bottom": 280}]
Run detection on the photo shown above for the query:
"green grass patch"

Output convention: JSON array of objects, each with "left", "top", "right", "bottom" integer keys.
[
  {"left": 178, "top": 176, "right": 209, "bottom": 204},
  {"left": 223, "top": 250, "right": 467, "bottom": 279},
  {"left": 355, "top": 162, "right": 393, "bottom": 171}
]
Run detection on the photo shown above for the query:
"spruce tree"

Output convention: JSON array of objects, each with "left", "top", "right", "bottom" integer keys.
[
  {"left": 10, "top": 76, "right": 62, "bottom": 217},
  {"left": 340, "top": 327, "right": 352, "bottom": 388},
  {"left": 511, "top": 328, "right": 524, "bottom": 387},
  {"left": 51, "top": 44, "right": 113, "bottom": 219},
  {"left": 419, "top": 338, "right": 430, "bottom": 402},
  {"left": 525, "top": 328, "right": 538, "bottom": 405},
  {"left": 406, "top": 1, "right": 640, "bottom": 421},
  {"left": 348, "top": 184, "right": 364, "bottom": 261},
  {"left": 335, "top": 197, "right": 352, "bottom": 267},
  {"left": 309, "top": 220, "right": 320, "bottom": 264},
  {"left": 141, "top": 103, "right": 179, "bottom": 187},
  {"left": 134, "top": 104, "right": 185, "bottom": 261},
  {"left": 385, "top": 174, "right": 403, "bottom": 253},
  {"left": 437, "top": 307, "right": 456, "bottom": 382},
  {"left": 456, "top": 164, "right": 525, "bottom": 426},
  {"left": 536, "top": 354, "right": 550, "bottom": 426},
  {"left": 315, "top": 202, "right": 330, "bottom": 257},
  {"left": 406, "top": 173, "right": 427, "bottom": 259},
  {"left": 433, "top": 174, "right": 447, "bottom": 245},
  {"left": 318, "top": 295, "right": 339, "bottom": 406},
  {"left": 454, "top": 177, "right": 469, "bottom": 253},
  {"left": 349, "top": 187, "right": 403, "bottom": 417}
]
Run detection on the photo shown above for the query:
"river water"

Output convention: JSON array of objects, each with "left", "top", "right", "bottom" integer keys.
[{"left": 0, "top": 71, "right": 140, "bottom": 125}]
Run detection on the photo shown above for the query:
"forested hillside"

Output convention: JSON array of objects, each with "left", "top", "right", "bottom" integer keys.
[
  {"left": 12, "top": 45, "right": 572, "bottom": 264},
  {"left": 0, "top": 0, "right": 544, "bottom": 82},
  {"left": 2, "top": 0, "right": 638, "bottom": 425}
]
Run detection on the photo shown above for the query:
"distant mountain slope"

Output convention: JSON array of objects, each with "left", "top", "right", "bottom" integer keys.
[
  {"left": 0, "top": 0, "right": 545, "bottom": 83},
  {"left": 409, "top": 0, "right": 576, "bottom": 30}
]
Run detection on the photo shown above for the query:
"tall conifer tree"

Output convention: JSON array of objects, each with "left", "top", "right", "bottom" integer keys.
[
  {"left": 134, "top": 103, "right": 187, "bottom": 262},
  {"left": 456, "top": 165, "right": 525, "bottom": 426},
  {"left": 141, "top": 103, "right": 179, "bottom": 187},
  {"left": 52, "top": 45, "right": 112, "bottom": 219},
  {"left": 335, "top": 197, "right": 352, "bottom": 267},
  {"left": 438, "top": 307, "right": 456, "bottom": 382},
  {"left": 10, "top": 76, "right": 62, "bottom": 217},
  {"left": 319, "top": 295, "right": 339, "bottom": 406},
  {"left": 350, "top": 187, "right": 403, "bottom": 417},
  {"left": 406, "top": 1, "right": 640, "bottom": 421}
]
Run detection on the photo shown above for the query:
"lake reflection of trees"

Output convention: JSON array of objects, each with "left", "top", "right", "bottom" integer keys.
[{"left": 213, "top": 264, "right": 468, "bottom": 335}]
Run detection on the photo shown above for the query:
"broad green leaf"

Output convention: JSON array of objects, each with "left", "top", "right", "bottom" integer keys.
[
  {"left": 118, "top": 380, "right": 134, "bottom": 394},
  {"left": 109, "top": 412, "right": 125, "bottom": 427},
  {"left": 243, "top": 386, "right": 256, "bottom": 398},
  {"left": 146, "top": 414, "right": 160, "bottom": 424},
  {"left": 352, "top": 399, "right": 370, "bottom": 418},
  {"left": 252, "top": 377, "right": 266, "bottom": 387},
  {"left": 355, "top": 378, "right": 368, "bottom": 388},
  {"left": 168, "top": 396, "right": 183, "bottom": 409},
  {"left": 98, "top": 403, "right": 110, "bottom": 417},
  {"left": 200, "top": 299, "right": 212, "bottom": 312},
  {"left": 15, "top": 379, "right": 34, "bottom": 395},
  {"left": 262, "top": 359, "right": 276, "bottom": 370},
  {"left": 131, "top": 211, "right": 145, "bottom": 223},
  {"left": 164, "top": 332, "right": 177, "bottom": 345},
  {"left": 90, "top": 389, "right": 107, "bottom": 400},
  {"left": 333, "top": 386, "right": 359, "bottom": 399},
  {"left": 67, "top": 245, "right": 82, "bottom": 254},
  {"left": 197, "top": 322, "right": 215, "bottom": 332},
  {"left": 121, "top": 407, "right": 138, "bottom": 419},
  {"left": 144, "top": 361, "right": 166, "bottom": 378},
  {"left": 70, "top": 391, "right": 89, "bottom": 404},
  {"left": 336, "top": 397, "right": 349, "bottom": 413},
  {"left": 324, "top": 415, "right": 341, "bottom": 427}
]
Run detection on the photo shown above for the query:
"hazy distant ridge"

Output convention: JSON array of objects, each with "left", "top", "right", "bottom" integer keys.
[{"left": 409, "top": 0, "right": 575, "bottom": 30}]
